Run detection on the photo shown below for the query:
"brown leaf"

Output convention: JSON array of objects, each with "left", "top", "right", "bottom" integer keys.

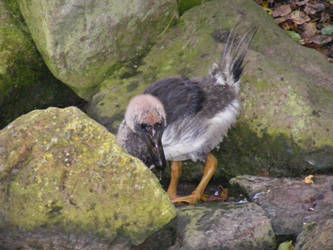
[
  {"left": 275, "top": 16, "right": 289, "bottom": 24},
  {"left": 302, "top": 22, "right": 317, "bottom": 38},
  {"left": 320, "top": 12, "right": 331, "bottom": 23},
  {"left": 309, "top": 35, "right": 333, "bottom": 45},
  {"left": 295, "top": 0, "right": 310, "bottom": 7},
  {"left": 272, "top": 4, "right": 292, "bottom": 18},
  {"left": 289, "top": 10, "right": 311, "bottom": 24},
  {"left": 281, "top": 22, "right": 295, "bottom": 31},
  {"left": 304, "top": 3, "right": 326, "bottom": 15}
]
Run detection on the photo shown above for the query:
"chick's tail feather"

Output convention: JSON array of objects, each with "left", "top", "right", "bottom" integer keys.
[{"left": 210, "top": 25, "right": 257, "bottom": 90}]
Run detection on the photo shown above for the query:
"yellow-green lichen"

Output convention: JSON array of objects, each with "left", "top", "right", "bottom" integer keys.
[{"left": 0, "top": 107, "right": 176, "bottom": 245}]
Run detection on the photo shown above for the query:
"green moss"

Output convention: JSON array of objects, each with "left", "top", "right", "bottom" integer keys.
[
  {"left": 0, "top": 107, "right": 176, "bottom": 245},
  {"left": 248, "top": 76, "right": 271, "bottom": 91},
  {"left": 0, "top": 1, "right": 86, "bottom": 129},
  {"left": 17, "top": 0, "right": 178, "bottom": 100},
  {"left": 0, "top": 1, "right": 47, "bottom": 96},
  {"left": 213, "top": 119, "right": 333, "bottom": 179},
  {"left": 177, "top": 0, "right": 212, "bottom": 16},
  {"left": 2, "top": 0, "right": 26, "bottom": 28}
]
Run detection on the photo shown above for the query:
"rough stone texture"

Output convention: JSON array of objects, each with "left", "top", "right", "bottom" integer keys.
[
  {"left": 0, "top": 0, "right": 44, "bottom": 105},
  {"left": 18, "top": 0, "right": 178, "bottom": 99},
  {"left": 0, "top": 107, "right": 176, "bottom": 246},
  {"left": 294, "top": 220, "right": 333, "bottom": 250},
  {"left": 0, "top": 219, "right": 177, "bottom": 250},
  {"left": 177, "top": 0, "right": 208, "bottom": 15},
  {"left": 170, "top": 202, "right": 276, "bottom": 250},
  {"left": 0, "top": 229, "right": 115, "bottom": 250},
  {"left": 230, "top": 175, "right": 333, "bottom": 240},
  {"left": 0, "top": 0, "right": 85, "bottom": 130},
  {"left": 87, "top": 0, "right": 333, "bottom": 180}
]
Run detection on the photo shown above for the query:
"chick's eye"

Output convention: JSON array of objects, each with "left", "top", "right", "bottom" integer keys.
[{"left": 141, "top": 123, "right": 148, "bottom": 130}]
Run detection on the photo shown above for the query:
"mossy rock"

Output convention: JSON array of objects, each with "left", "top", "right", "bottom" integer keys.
[
  {"left": 87, "top": 0, "right": 333, "bottom": 179},
  {"left": 0, "top": 107, "right": 176, "bottom": 246},
  {"left": 0, "top": 0, "right": 83, "bottom": 130},
  {"left": 177, "top": 0, "right": 211, "bottom": 15},
  {"left": 0, "top": 0, "right": 45, "bottom": 104},
  {"left": 18, "top": 0, "right": 178, "bottom": 99},
  {"left": 295, "top": 220, "right": 333, "bottom": 250}
]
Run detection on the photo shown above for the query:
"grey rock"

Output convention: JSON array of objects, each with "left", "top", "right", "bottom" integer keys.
[
  {"left": 294, "top": 219, "right": 333, "bottom": 250},
  {"left": 230, "top": 175, "right": 333, "bottom": 239},
  {"left": 18, "top": 0, "right": 178, "bottom": 99},
  {"left": 171, "top": 202, "right": 276, "bottom": 250}
]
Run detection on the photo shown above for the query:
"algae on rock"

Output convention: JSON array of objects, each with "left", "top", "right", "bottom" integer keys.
[
  {"left": 0, "top": 107, "right": 176, "bottom": 245},
  {"left": 0, "top": 0, "right": 84, "bottom": 130},
  {"left": 0, "top": 0, "right": 44, "bottom": 104},
  {"left": 294, "top": 220, "right": 333, "bottom": 250}
]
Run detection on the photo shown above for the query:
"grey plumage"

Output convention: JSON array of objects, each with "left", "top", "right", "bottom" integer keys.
[{"left": 116, "top": 27, "right": 256, "bottom": 169}]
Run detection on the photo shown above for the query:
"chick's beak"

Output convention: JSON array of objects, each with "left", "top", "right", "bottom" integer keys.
[
  {"left": 152, "top": 137, "right": 167, "bottom": 170},
  {"left": 146, "top": 132, "right": 167, "bottom": 171}
]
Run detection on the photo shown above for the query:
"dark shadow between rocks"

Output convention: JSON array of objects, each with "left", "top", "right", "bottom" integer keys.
[{"left": 0, "top": 71, "right": 87, "bottom": 130}]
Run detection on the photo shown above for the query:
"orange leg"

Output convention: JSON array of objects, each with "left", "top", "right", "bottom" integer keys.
[
  {"left": 167, "top": 161, "right": 183, "bottom": 200},
  {"left": 169, "top": 153, "right": 218, "bottom": 205}
]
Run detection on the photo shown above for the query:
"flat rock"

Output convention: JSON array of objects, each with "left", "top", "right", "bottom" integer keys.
[
  {"left": 0, "top": 107, "right": 176, "bottom": 247},
  {"left": 170, "top": 202, "right": 276, "bottom": 250},
  {"left": 294, "top": 219, "right": 333, "bottom": 250},
  {"left": 230, "top": 175, "right": 333, "bottom": 239}
]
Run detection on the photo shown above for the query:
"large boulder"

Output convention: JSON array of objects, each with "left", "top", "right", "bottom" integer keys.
[
  {"left": 0, "top": 0, "right": 84, "bottom": 129},
  {"left": 87, "top": 0, "right": 333, "bottom": 179},
  {"left": 18, "top": 0, "right": 178, "bottom": 99},
  {"left": 0, "top": 107, "right": 176, "bottom": 247}
]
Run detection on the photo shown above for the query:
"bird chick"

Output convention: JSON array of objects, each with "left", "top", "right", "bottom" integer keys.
[
  {"left": 117, "top": 94, "right": 167, "bottom": 171},
  {"left": 117, "top": 26, "right": 256, "bottom": 205}
]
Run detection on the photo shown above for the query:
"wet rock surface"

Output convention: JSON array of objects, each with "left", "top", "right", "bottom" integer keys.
[
  {"left": 231, "top": 175, "right": 333, "bottom": 246},
  {"left": 170, "top": 202, "right": 276, "bottom": 250},
  {"left": 0, "top": 107, "right": 175, "bottom": 247}
]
